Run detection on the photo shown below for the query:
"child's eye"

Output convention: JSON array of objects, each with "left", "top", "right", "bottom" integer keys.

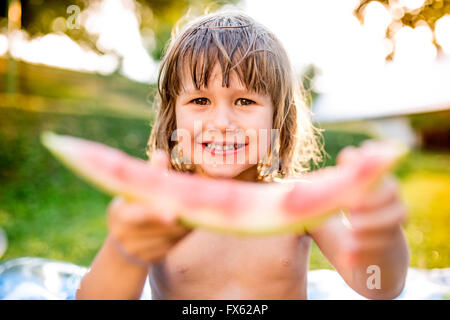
[
  {"left": 190, "top": 98, "right": 210, "bottom": 105},
  {"left": 236, "top": 98, "right": 255, "bottom": 106}
]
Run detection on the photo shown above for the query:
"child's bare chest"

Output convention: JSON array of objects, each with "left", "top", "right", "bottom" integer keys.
[{"left": 149, "top": 230, "right": 312, "bottom": 299}]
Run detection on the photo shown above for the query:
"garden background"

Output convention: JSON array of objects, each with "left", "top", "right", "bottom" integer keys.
[{"left": 0, "top": 0, "right": 449, "bottom": 270}]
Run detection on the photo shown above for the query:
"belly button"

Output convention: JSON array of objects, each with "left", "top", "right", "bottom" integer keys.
[{"left": 281, "top": 259, "right": 292, "bottom": 267}]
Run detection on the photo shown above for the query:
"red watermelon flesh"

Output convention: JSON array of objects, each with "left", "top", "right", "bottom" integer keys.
[{"left": 41, "top": 132, "right": 407, "bottom": 235}]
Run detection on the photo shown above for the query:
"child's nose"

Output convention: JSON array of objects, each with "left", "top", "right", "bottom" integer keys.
[{"left": 208, "top": 104, "right": 238, "bottom": 131}]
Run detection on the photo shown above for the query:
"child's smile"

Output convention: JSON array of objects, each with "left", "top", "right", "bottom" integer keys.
[
  {"left": 175, "top": 62, "right": 274, "bottom": 179},
  {"left": 202, "top": 141, "right": 247, "bottom": 156}
]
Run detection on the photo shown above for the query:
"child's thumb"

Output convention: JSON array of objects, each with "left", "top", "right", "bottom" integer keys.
[
  {"left": 150, "top": 149, "right": 170, "bottom": 171},
  {"left": 336, "top": 145, "right": 357, "bottom": 166},
  {"left": 149, "top": 149, "right": 177, "bottom": 223}
]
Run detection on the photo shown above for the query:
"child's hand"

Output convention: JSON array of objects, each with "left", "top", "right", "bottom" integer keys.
[
  {"left": 338, "top": 143, "right": 408, "bottom": 266},
  {"left": 106, "top": 150, "right": 190, "bottom": 267}
]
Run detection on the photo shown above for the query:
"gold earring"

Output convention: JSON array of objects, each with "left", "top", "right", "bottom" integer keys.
[
  {"left": 257, "top": 149, "right": 281, "bottom": 182},
  {"left": 256, "top": 157, "right": 269, "bottom": 181},
  {"left": 170, "top": 143, "right": 194, "bottom": 172}
]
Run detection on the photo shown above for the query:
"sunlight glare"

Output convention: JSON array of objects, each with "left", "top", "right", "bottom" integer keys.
[
  {"left": 435, "top": 15, "right": 450, "bottom": 55},
  {"left": 9, "top": 31, "right": 118, "bottom": 74},
  {"left": 363, "top": 1, "right": 391, "bottom": 38},
  {"left": 0, "top": 34, "right": 8, "bottom": 56},
  {"left": 398, "top": 0, "right": 426, "bottom": 11},
  {"left": 394, "top": 25, "right": 437, "bottom": 64},
  {"left": 83, "top": 0, "right": 157, "bottom": 82}
]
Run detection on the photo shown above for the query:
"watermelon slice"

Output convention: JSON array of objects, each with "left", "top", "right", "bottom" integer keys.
[{"left": 40, "top": 132, "right": 408, "bottom": 235}]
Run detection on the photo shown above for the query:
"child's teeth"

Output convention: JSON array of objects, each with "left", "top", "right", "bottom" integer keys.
[
  {"left": 206, "top": 143, "right": 244, "bottom": 151},
  {"left": 206, "top": 143, "right": 245, "bottom": 151}
]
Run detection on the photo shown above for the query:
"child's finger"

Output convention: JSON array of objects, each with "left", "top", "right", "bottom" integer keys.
[
  {"left": 360, "top": 139, "right": 381, "bottom": 150},
  {"left": 348, "top": 200, "right": 408, "bottom": 234},
  {"left": 344, "top": 229, "right": 397, "bottom": 254},
  {"left": 336, "top": 145, "right": 358, "bottom": 166},
  {"left": 109, "top": 196, "right": 169, "bottom": 225},
  {"left": 348, "top": 175, "right": 399, "bottom": 212},
  {"left": 150, "top": 149, "right": 170, "bottom": 171},
  {"left": 337, "top": 140, "right": 380, "bottom": 166},
  {"left": 342, "top": 233, "right": 396, "bottom": 267},
  {"left": 149, "top": 149, "right": 180, "bottom": 222}
]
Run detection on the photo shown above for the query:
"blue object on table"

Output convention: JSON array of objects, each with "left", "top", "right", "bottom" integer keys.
[{"left": 0, "top": 257, "right": 87, "bottom": 300}]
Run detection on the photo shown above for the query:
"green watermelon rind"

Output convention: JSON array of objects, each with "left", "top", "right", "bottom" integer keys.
[{"left": 178, "top": 209, "right": 337, "bottom": 236}]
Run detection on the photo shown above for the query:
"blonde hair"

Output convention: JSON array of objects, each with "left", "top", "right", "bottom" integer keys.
[{"left": 147, "top": 9, "right": 324, "bottom": 181}]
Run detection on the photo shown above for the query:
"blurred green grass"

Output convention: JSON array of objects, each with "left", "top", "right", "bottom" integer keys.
[
  {"left": 0, "top": 106, "right": 449, "bottom": 270},
  {"left": 0, "top": 107, "right": 151, "bottom": 266}
]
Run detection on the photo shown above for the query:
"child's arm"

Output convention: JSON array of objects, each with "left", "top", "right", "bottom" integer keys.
[
  {"left": 76, "top": 235, "right": 150, "bottom": 299},
  {"left": 76, "top": 197, "right": 189, "bottom": 299},
  {"left": 76, "top": 150, "right": 189, "bottom": 300},
  {"left": 307, "top": 175, "right": 410, "bottom": 300}
]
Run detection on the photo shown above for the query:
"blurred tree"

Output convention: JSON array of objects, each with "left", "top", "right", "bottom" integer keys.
[
  {"left": 1, "top": 2, "right": 7, "bottom": 19},
  {"left": 354, "top": 0, "right": 450, "bottom": 60},
  {"left": 13, "top": 0, "right": 239, "bottom": 60},
  {"left": 136, "top": 0, "right": 240, "bottom": 60}
]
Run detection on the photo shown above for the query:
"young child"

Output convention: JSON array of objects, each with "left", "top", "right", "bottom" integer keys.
[{"left": 76, "top": 10, "right": 409, "bottom": 300}]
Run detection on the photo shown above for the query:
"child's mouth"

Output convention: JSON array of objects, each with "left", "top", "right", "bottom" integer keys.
[{"left": 202, "top": 142, "right": 247, "bottom": 156}]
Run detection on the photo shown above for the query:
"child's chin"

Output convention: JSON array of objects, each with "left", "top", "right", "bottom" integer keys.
[{"left": 197, "top": 164, "right": 250, "bottom": 179}]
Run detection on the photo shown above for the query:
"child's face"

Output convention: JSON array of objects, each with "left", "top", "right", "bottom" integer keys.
[{"left": 175, "top": 63, "right": 274, "bottom": 179}]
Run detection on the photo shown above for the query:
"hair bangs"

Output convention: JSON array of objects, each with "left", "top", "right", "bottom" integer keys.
[{"left": 173, "top": 21, "right": 279, "bottom": 101}]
